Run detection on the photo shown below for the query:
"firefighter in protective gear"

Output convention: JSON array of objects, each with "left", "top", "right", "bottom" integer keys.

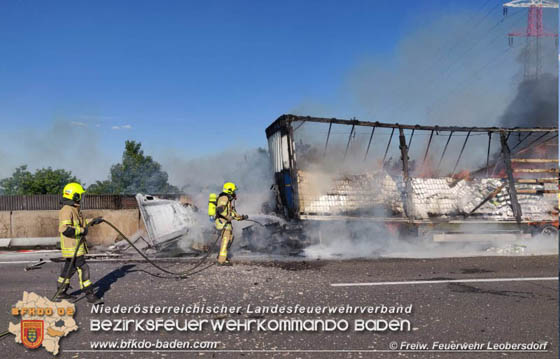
[
  {"left": 215, "top": 182, "right": 248, "bottom": 265},
  {"left": 55, "top": 182, "right": 103, "bottom": 304}
]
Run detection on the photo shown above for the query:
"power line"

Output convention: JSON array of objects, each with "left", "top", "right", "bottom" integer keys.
[
  {"left": 373, "top": 5, "right": 524, "bottom": 122},
  {"left": 425, "top": 46, "right": 513, "bottom": 118},
  {"left": 366, "top": 0, "right": 506, "bottom": 121},
  {"left": 399, "top": 11, "right": 525, "bottom": 119},
  {"left": 421, "top": 0, "right": 500, "bottom": 72},
  {"left": 424, "top": 10, "right": 526, "bottom": 101},
  {"left": 437, "top": 8, "right": 525, "bottom": 83}
]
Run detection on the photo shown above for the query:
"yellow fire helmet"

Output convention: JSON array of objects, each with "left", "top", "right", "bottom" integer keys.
[
  {"left": 63, "top": 182, "right": 86, "bottom": 202},
  {"left": 222, "top": 182, "right": 237, "bottom": 195}
]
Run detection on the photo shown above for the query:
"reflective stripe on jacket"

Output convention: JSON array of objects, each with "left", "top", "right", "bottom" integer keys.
[
  {"left": 59, "top": 204, "right": 89, "bottom": 258},
  {"left": 214, "top": 194, "right": 241, "bottom": 230}
]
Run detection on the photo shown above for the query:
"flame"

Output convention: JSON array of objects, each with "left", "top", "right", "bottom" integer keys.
[
  {"left": 452, "top": 169, "right": 471, "bottom": 181},
  {"left": 415, "top": 156, "right": 438, "bottom": 178}
]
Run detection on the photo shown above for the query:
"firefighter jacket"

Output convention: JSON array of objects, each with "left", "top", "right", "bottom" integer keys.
[
  {"left": 214, "top": 193, "right": 242, "bottom": 230},
  {"left": 59, "top": 202, "right": 90, "bottom": 258}
]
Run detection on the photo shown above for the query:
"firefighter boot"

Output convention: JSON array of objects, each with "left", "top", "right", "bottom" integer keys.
[
  {"left": 84, "top": 287, "right": 102, "bottom": 305},
  {"left": 54, "top": 283, "right": 76, "bottom": 302}
]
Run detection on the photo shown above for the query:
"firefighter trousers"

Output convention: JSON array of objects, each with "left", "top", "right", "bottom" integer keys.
[
  {"left": 217, "top": 228, "right": 234, "bottom": 264},
  {"left": 57, "top": 256, "right": 93, "bottom": 292}
]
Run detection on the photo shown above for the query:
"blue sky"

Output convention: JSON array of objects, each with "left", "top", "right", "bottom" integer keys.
[{"left": 0, "top": 0, "right": 557, "bottom": 184}]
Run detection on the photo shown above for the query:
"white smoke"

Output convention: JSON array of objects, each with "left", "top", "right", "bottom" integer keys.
[
  {"left": 163, "top": 147, "right": 274, "bottom": 216},
  {"left": 303, "top": 220, "right": 558, "bottom": 259},
  {"left": 290, "top": 9, "right": 558, "bottom": 128},
  {"left": 162, "top": 147, "right": 277, "bottom": 251},
  {"left": 0, "top": 119, "right": 112, "bottom": 186}
]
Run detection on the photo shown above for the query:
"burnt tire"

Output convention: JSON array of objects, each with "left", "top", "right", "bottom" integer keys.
[{"left": 540, "top": 225, "right": 558, "bottom": 238}]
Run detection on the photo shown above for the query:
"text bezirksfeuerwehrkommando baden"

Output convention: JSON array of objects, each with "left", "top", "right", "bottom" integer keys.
[{"left": 90, "top": 304, "right": 414, "bottom": 333}]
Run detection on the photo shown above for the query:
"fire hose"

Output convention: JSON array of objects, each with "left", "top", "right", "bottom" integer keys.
[
  {"left": 0, "top": 218, "right": 226, "bottom": 340},
  {"left": 100, "top": 219, "right": 221, "bottom": 278},
  {"left": 244, "top": 219, "right": 265, "bottom": 227}
]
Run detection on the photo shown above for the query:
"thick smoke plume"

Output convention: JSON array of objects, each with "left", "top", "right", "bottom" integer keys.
[
  {"left": 291, "top": 10, "right": 558, "bottom": 129},
  {"left": 500, "top": 74, "right": 558, "bottom": 128}
]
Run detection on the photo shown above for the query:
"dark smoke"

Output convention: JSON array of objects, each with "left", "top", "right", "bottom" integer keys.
[{"left": 500, "top": 74, "right": 558, "bottom": 128}]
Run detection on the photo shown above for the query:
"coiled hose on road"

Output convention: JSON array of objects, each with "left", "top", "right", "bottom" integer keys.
[{"left": 101, "top": 219, "right": 222, "bottom": 278}]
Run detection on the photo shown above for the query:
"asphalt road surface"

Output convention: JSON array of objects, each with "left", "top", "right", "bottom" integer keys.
[{"left": 0, "top": 255, "right": 557, "bottom": 359}]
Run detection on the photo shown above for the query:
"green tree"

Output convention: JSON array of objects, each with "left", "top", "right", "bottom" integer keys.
[
  {"left": 0, "top": 165, "right": 81, "bottom": 195},
  {"left": 88, "top": 140, "right": 179, "bottom": 194},
  {"left": 85, "top": 179, "right": 114, "bottom": 194}
]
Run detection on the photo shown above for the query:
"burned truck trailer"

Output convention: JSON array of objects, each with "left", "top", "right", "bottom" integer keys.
[{"left": 265, "top": 114, "right": 559, "bottom": 242}]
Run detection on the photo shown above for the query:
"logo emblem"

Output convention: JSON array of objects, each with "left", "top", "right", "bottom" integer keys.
[{"left": 21, "top": 320, "right": 44, "bottom": 349}]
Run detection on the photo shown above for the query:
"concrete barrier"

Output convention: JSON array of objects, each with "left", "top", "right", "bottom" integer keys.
[
  {"left": 0, "top": 211, "right": 10, "bottom": 238},
  {"left": 83, "top": 209, "right": 144, "bottom": 246},
  {"left": 0, "top": 209, "right": 143, "bottom": 246}
]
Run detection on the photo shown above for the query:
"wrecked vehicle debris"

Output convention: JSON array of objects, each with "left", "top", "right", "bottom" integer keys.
[
  {"left": 241, "top": 219, "right": 307, "bottom": 256},
  {"left": 108, "top": 194, "right": 212, "bottom": 257},
  {"left": 136, "top": 193, "right": 195, "bottom": 248}
]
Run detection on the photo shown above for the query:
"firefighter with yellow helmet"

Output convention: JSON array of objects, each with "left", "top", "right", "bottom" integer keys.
[
  {"left": 215, "top": 182, "right": 248, "bottom": 265},
  {"left": 55, "top": 182, "right": 103, "bottom": 303}
]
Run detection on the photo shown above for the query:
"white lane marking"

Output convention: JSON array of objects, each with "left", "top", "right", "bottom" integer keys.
[
  {"left": 331, "top": 277, "right": 559, "bottom": 287},
  {"left": 64, "top": 350, "right": 549, "bottom": 353}
]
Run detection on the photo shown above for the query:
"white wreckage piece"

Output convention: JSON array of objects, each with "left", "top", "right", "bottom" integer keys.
[{"left": 136, "top": 193, "right": 198, "bottom": 248}]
